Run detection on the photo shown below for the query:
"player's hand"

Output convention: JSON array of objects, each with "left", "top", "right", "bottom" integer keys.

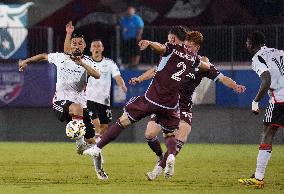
[
  {"left": 18, "top": 59, "right": 28, "bottom": 72},
  {"left": 252, "top": 100, "right": 260, "bottom": 115},
  {"left": 233, "top": 85, "right": 246, "bottom": 93},
  {"left": 72, "top": 57, "right": 84, "bottom": 66},
  {"left": 138, "top": 40, "right": 150, "bottom": 50},
  {"left": 129, "top": 77, "right": 141, "bottom": 85},
  {"left": 66, "top": 21, "right": 74, "bottom": 34}
]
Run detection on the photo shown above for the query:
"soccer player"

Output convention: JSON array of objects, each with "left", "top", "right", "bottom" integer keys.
[
  {"left": 18, "top": 33, "right": 108, "bottom": 180},
  {"left": 130, "top": 31, "right": 246, "bottom": 180},
  {"left": 64, "top": 22, "right": 127, "bottom": 141},
  {"left": 238, "top": 31, "right": 284, "bottom": 188},
  {"left": 86, "top": 26, "right": 210, "bottom": 178}
]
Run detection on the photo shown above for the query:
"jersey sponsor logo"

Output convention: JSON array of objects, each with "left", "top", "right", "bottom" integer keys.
[
  {"left": 0, "top": 70, "right": 24, "bottom": 104},
  {"left": 0, "top": 3, "right": 33, "bottom": 59}
]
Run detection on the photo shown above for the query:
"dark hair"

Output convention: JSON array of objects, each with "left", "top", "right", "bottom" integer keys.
[
  {"left": 91, "top": 39, "right": 103, "bottom": 43},
  {"left": 169, "top": 26, "right": 187, "bottom": 41},
  {"left": 247, "top": 31, "right": 266, "bottom": 47},
  {"left": 71, "top": 33, "right": 84, "bottom": 39}
]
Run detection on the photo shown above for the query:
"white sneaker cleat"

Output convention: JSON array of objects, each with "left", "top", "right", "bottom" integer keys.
[
  {"left": 96, "top": 168, "right": 108, "bottom": 180},
  {"left": 83, "top": 144, "right": 101, "bottom": 157},
  {"left": 164, "top": 154, "right": 175, "bottom": 179},
  {"left": 145, "top": 165, "right": 163, "bottom": 181}
]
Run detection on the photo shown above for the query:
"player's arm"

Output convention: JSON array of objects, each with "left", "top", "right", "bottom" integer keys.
[
  {"left": 138, "top": 40, "right": 166, "bottom": 54},
  {"left": 252, "top": 71, "right": 271, "bottom": 114},
  {"left": 129, "top": 67, "right": 156, "bottom": 85},
  {"left": 73, "top": 57, "right": 100, "bottom": 79},
  {"left": 114, "top": 75, "right": 127, "bottom": 93},
  {"left": 64, "top": 21, "right": 74, "bottom": 54},
  {"left": 18, "top": 53, "right": 48, "bottom": 71},
  {"left": 218, "top": 75, "right": 246, "bottom": 93}
]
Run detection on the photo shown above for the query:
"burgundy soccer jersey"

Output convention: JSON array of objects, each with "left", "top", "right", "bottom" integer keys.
[
  {"left": 145, "top": 42, "right": 200, "bottom": 109},
  {"left": 179, "top": 64, "right": 221, "bottom": 112}
]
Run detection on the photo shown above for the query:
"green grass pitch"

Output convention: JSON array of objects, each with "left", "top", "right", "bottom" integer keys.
[{"left": 0, "top": 143, "right": 283, "bottom": 194}]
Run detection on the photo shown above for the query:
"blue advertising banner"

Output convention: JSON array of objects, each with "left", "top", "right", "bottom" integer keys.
[
  {"left": 0, "top": 62, "right": 56, "bottom": 107},
  {"left": 0, "top": 3, "right": 34, "bottom": 59}
]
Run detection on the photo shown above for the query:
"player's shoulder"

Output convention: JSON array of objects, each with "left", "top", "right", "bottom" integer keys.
[
  {"left": 83, "top": 55, "right": 96, "bottom": 63},
  {"left": 103, "top": 57, "right": 117, "bottom": 65}
]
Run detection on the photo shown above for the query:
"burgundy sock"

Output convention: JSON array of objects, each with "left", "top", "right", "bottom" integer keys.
[
  {"left": 159, "top": 151, "right": 168, "bottom": 168},
  {"left": 165, "top": 135, "right": 177, "bottom": 155},
  {"left": 146, "top": 136, "right": 163, "bottom": 159},
  {"left": 97, "top": 120, "right": 124, "bottom": 149}
]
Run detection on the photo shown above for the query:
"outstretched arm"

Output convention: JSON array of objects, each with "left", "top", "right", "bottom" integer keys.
[
  {"left": 114, "top": 75, "right": 127, "bottom": 93},
  {"left": 19, "top": 53, "right": 48, "bottom": 71},
  {"left": 129, "top": 67, "right": 156, "bottom": 85},
  {"left": 64, "top": 21, "right": 74, "bottom": 54},
  {"left": 138, "top": 40, "right": 166, "bottom": 54},
  {"left": 218, "top": 75, "right": 246, "bottom": 93}
]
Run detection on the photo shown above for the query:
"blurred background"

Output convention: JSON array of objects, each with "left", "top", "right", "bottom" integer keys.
[{"left": 0, "top": 0, "right": 284, "bottom": 143}]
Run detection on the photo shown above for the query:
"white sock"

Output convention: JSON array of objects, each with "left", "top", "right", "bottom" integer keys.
[
  {"left": 76, "top": 136, "right": 85, "bottom": 147},
  {"left": 255, "top": 147, "right": 272, "bottom": 180}
]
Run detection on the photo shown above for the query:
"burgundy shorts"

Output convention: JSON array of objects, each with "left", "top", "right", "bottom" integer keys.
[
  {"left": 124, "top": 96, "right": 180, "bottom": 133},
  {"left": 150, "top": 110, "right": 192, "bottom": 126}
]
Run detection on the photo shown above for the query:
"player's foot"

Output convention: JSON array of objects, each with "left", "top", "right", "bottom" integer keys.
[
  {"left": 238, "top": 174, "right": 264, "bottom": 189},
  {"left": 145, "top": 164, "right": 163, "bottom": 181},
  {"left": 75, "top": 138, "right": 89, "bottom": 155},
  {"left": 83, "top": 144, "right": 101, "bottom": 157},
  {"left": 164, "top": 154, "right": 175, "bottom": 179},
  {"left": 96, "top": 168, "right": 108, "bottom": 180}
]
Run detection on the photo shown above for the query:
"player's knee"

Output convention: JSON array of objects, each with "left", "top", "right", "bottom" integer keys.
[
  {"left": 69, "top": 103, "right": 83, "bottom": 117},
  {"left": 92, "top": 118, "right": 100, "bottom": 129},
  {"left": 145, "top": 121, "right": 160, "bottom": 139},
  {"left": 119, "top": 113, "right": 131, "bottom": 127}
]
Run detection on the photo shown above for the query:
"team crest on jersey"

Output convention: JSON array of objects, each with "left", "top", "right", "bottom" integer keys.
[
  {"left": 0, "top": 70, "right": 24, "bottom": 104},
  {"left": 0, "top": 3, "right": 33, "bottom": 59}
]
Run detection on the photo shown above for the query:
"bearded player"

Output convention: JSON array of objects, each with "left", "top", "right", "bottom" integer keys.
[
  {"left": 18, "top": 33, "right": 108, "bottom": 180},
  {"left": 130, "top": 31, "right": 246, "bottom": 180}
]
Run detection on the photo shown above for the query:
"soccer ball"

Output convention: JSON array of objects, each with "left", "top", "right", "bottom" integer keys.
[{"left": 65, "top": 120, "right": 86, "bottom": 140}]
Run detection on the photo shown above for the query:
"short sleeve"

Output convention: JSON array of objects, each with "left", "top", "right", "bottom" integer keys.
[
  {"left": 163, "top": 42, "right": 175, "bottom": 56},
  {"left": 252, "top": 55, "right": 269, "bottom": 77},
  {"left": 111, "top": 61, "right": 121, "bottom": 78},
  {"left": 47, "top": 52, "right": 62, "bottom": 66},
  {"left": 135, "top": 15, "right": 144, "bottom": 28},
  {"left": 204, "top": 63, "right": 222, "bottom": 81}
]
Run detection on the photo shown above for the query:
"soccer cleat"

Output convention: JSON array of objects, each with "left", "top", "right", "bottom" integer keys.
[
  {"left": 164, "top": 154, "right": 175, "bottom": 179},
  {"left": 145, "top": 164, "right": 163, "bottom": 181},
  {"left": 75, "top": 138, "right": 89, "bottom": 155},
  {"left": 96, "top": 168, "right": 108, "bottom": 180},
  {"left": 238, "top": 174, "right": 264, "bottom": 189},
  {"left": 83, "top": 144, "right": 101, "bottom": 157}
]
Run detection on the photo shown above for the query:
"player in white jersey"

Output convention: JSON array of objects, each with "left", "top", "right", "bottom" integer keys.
[
  {"left": 18, "top": 33, "right": 108, "bottom": 180},
  {"left": 239, "top": 31, "right": 284, "bottom": 188},
  {"left": 64, "top": 22, "right": 127, "bottom": 141}
]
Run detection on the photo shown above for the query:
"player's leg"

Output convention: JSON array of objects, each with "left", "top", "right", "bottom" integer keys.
[
  {"left": 145, "top": 115, "right": 163, "bottom": 161},
  {"left": 98, "top": 105, "right": 112, "bottom": 135},
  {"left": 91, "top": 96, "right": 151, "bottom": 156},
  {"left": 239, "top": 103, "right": 284, "bottom": 188},
  {"left": 87, "top": 100, "right": 103, "bottom": 143}
]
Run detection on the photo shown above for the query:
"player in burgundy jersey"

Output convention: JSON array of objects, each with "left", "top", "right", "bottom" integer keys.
[
  {"left": 130, "top": 31, "right": 246, "bottom": 180},
  {"left": 85, "top": 26, "right": 210, "bottom": 178}
]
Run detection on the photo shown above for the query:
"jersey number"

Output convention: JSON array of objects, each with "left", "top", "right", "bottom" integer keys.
[
  {"left": 272, "top": 56, "right": 284, "bottom": 75},
  {"left": 171, "top": 62, "right": 186, "bottom": 81}
]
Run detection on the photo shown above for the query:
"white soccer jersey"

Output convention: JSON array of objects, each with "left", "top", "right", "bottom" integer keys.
[
  {"left": 86, "top": 57, "right": 121, "bottom": 106},
  {"left": 252, "top": 46, "right": 284, "bottom": 103},
  {"left": 48, "top": 53, "right": 97, "bottom": 107}
]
